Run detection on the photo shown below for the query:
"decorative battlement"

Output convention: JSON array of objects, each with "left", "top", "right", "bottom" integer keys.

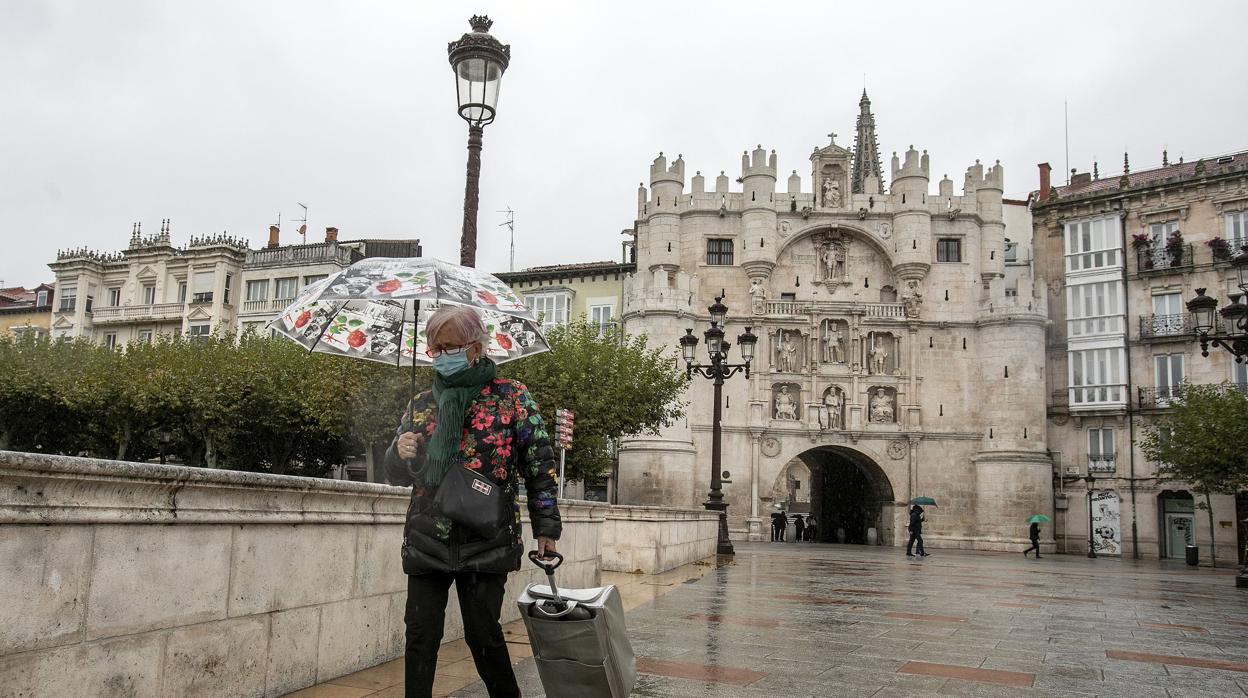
[
  {"left": 649, "top": 152, "right": 685, "bottom": 186},
  {"left": 55, "top": 247, "right": 125, "bottom": 264},
  {"left": 742, "top": 145, "right": 777, "bottom": 179},
  {"left": 964, "top": 159, "right": 1004, "bottom": 194},
  {"left": 187, "top": 233, "right": 249, "bottom": 251},
  {"left": 622, "top": 268, "right": 699, "bottom": 316},
  {"left": 127, "top": 220, "right": 173, "bottom": 250},
  {"left": 891, "top": 145, "right": 930, "bottom": 181}
]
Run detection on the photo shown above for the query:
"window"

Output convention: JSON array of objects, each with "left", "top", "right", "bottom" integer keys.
[
  {"left": 1147, "top": 221, "right": 1180, "bottom": 268},
  {"left": 1066, "top": 281, "right": 1123, "bottom": 336},
  {"left": 142, "top": 285, "right": 156, "bottom": 305},
  {"left": 1004, "top": 241, "right": 1019, "bottom": 263},
  {"left": 35, "top": 290, "right": 48, "bottom": 307},
  {"left": 177, "top": 281, "right": 187, "bottom": 304},
  {"left": 59, "top": 285, "right": 77, "bottom": 312},
  {"left": 189, "top": 324, "right": 211, "bottom": 343},
  {"left": 1088, "top": 428, "right": 1115, "bottom": 473},
  {"left": 1064, "top": 216, "right": 1122, "bottom": 272},
  {"left": 275, "top": 277, "right": 299, "bottom": 301},
  {"left": 1068, "top": 347, "right": 1126, "bottom": 406},
  {"left": 1227, "top": 211, "right": 1248, "bottom": 249},
  {"left": 303, "top": 274, "right": 328, "bottom": 286},
  {"left": 706, "top": 238, "right": 734, "bottom": 265},
  {"left": 1154, "top": 353, "right": 1184, "bottom": 404},
  {"left": 192, "top": 271, "right": 214, "bottom": 304},
  {"left": 245, "top": 280, "right": 269, "bottom": 302},
  {"left": 1234, "top": 361, "right": 1247, "bottom": 393},
  {"left": 780, "top": 292, "right": 796, "bottom": 301},
  {"left": 1148, "top": 292, "right": 1185, "bottom": 336},
  {"left": 84, "top": 288, "right": 94, "bottom": 313},
  {"left": 103, "top": 333, "right": 117, "bottom": 350},
  {"left": 589, "top": 304, "right": 614, "bottom": 336},
  {"left": 527, "top": 293, "right": 569, "bottom": 327},
  {"left": 223, "top": 274, "right": 233, "bottom": 305},
  {"left": 936, "top": 238, "right": 962, "bottom": 262},
  {"left": 106, "top": 287, "right": 122, "bottom": 307},
  {"left": 138, "top": 330, "right": 153, "bottom": 344}
]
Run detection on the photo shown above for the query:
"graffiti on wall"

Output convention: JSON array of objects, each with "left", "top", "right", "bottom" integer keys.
[{"left": 1091, "top": 490, "right": 1121, "bottom": 555}]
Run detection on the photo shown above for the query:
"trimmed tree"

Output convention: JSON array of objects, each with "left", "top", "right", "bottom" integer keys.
[
  {"left": 1140, "top": 383, "right": 1248, "bottom": 568},
  {"left": 501, "top": 319, "right": 687, "bottom": 483}
]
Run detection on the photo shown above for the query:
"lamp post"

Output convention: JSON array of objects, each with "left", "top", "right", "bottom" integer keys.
[
  {"left": 679, "top": 296, "right": 758, "bottom": 556},
  {"left": 1186, "top": 248, "right": 1248, "bottom": 586},
  {"left": 448, "top": 15, "right": 510, "bottom": 268},
  {"left": 1084, "top": 474, "right": 1097, "bottom": 559}
]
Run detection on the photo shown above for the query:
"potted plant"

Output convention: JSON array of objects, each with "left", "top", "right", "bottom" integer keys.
[
  {"left": 1166, "top": 231, "right": 1184, "bottom": 266},
  {"left": 1131, "top": 232, "right": 1152, "bottom": 248},
  {"left": 1208, "top": 237, "right": 1232, "bottom": 262}
]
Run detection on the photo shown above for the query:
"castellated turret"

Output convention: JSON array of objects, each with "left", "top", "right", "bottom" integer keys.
[
  {"left": 974, "top": 160, "right": 1006, "bottom": 283},
  {"left": 890, "top": 146, "right": 932, "bottom": 281},
  {"left": 645, "top": 152, "right": 685, "bottom": 271},
  {"left": 741, "top": 145, "right": 778, "bottom": 269}
]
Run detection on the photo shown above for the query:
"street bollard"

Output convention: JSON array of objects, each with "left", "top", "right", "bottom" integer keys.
[{"left": 1185, "top": 545, "right": 1199, "bottom": 567}]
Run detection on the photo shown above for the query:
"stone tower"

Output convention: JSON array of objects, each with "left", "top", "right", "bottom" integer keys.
[{"left": 851, "top": 90, "right": 884, "bottom": 195}]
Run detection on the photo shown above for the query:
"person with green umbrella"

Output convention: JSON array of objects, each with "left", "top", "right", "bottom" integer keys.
[{"left": 1024, "top": 514, "right": 1049, "bottom": 558}]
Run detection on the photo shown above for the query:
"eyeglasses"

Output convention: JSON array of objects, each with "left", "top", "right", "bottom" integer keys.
[{"left": 426, "top": 343, "right": 471, "bottom": 358}]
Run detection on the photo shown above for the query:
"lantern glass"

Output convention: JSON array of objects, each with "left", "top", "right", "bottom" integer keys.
[
  {"left": 454, "top": 55, "right": 505, "bottom": 126},
  {"left": 1224, "top": 295, "right": 1247, "bottom": 337},
  {"left": 704, "top": 325, "right": 725, "bottom": 359},
  {"left": 737, "top": 327, "right": 758, "bottom": 363},
  {"left": 1235, "top": 250, "right": 1248, "bottom": 292},
  {"left": 678, "top": 329, "right": 698, "bottom": 364},
  {"left": 1187, "top": 288, "right": 1218, "bottom": 334},
  {"left": 708, "top": 297, "right": 728, "bottom": 326}
]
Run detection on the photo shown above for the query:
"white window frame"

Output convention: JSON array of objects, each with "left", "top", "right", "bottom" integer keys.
[
  {"left": 588, "top": 303, "right": 615, "bottom": 336},
  {"left": 35, "top": 290, "right": 48, "bottom": 307},
  {"left": 59, "top": 285, "right": 77, "bottom": 311},
  {"left": 526, "top": 292, "right": 570, "bottom": 327},
  {"left": 275, "top": 277, "right": 299, "bottom": 301},
  {"left": 303, "top": 274, "right": 328, "bottom": 286},
  {"left": 1087, "top": 428, "right": 1115, "bottom": 473},
  {"left": 177, "top": 281, "right": 187, "bottom": 304},
  {"left": 142, "top": 285, "right": 156, "bottom": 306},
  {"left": 1226, "top": 211, "right": 1248, "bottom": 248},
  {"left": 189, "top": 324, "right": 211, "bottom": 343},
  {"left": 107, "top": 287, "right": 122, "bottom": 307},
  {"left": 1068, "top": 346, "right": 1127, "bottom": 407},
  {"left": 1066, "top": 281, "right": 1124, "bottom": 337},
  {"left": 138, "top": 329, "right": 153, "bottom": 344},
  {"left": 1064, "top": 215, "right": 1123, "bottom": 273},
  {"left": 103, "top": 333, "right": 117, "bottom": 350},
  {"left": 1153, "top": 353, "right": 1184, "bottom": 405},
  {"left": 1233, "top": 361, "right": 1247, "bottom": 392},
  {"left": 245, "top": 279, "right": 269, "bottom": 302}
]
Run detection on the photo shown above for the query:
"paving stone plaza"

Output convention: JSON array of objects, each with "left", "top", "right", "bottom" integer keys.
[{"left": 295, "top": 542, "right": 1248, "bottom": 697}]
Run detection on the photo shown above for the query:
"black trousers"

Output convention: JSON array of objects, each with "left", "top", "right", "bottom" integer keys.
[
  {"left": 404, "top": 572, "right": 519, "bottom": 698},
  {"left": 906, "top": 530, "right": 925, "bottom": 555},
  {"left": 1024, "top": 539, "right": 1041, "bottom": 556}
]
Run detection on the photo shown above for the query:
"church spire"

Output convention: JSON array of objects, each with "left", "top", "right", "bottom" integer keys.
[{"left": 851, "top": 90, "right": 884, "bottom": 194}]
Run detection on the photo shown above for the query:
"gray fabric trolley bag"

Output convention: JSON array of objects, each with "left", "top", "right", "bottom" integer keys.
[{"left": 517, "top": 552, "right": 637, "bottom": 697}]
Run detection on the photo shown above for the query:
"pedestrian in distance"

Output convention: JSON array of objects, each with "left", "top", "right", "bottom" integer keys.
[
  {"left": 906, "top": 504, "right": 929, "bottom": 558},
  {"left": 793, "top": 514, "right": 806, "bottom": 542},
  {"left": 805, "top": 517, "right": 817, "bottom": 542},
  {"left": 385, "top": 304, "right": 562, "bottom": 698},
  {"left": 1023, "top": 521, "right": 1042, "bottom": 558},
  {"left": 770, "top": 511, "right": 783, "bottom": 542},
  {"left": 775, "top": 509, "right": 787, "bottom": 542}
]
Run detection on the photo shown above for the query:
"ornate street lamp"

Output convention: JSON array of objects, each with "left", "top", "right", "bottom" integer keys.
[
  {"left": 1188, "top": 287, "right": 1248, "bottom": 361},
  {"left": 679, "top": 296, "right": 758, "bottom": 556},
  {"left": 448, "top": 15, "right": 510, "bottom": 267},
  {"left": 1084, "top": 474, "right": 1097, "bottom": 559}
]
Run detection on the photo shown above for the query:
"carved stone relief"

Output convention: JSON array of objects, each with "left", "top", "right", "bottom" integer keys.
[
  {"left": 748, "top": 278, "right": 768, "bottom": 315},
  {"left": 866, "top": 331, "right": 899, "bottom": 375},
  {"left": 901, "top": 279, "right": 924, "bottom": 318},
  {"left": 886, "top": 440, "right": 907, "bottom": 459},
  {"left": 773, "top": 329, "right": 805, "bottom": 373},
  {"left": 761, "top": 437, "right": 782, "bottom": 457},
  {"left": 817, "top": 386, "right": 845, "bottom": 431},
  {"left": 772, "top": 383, "right": 801, "bottom": 421},
  {"left": 868, "top": 387, "right": 896, "bottom": 424},
  {"left": 819, "top": 319, "right": 848, "bottom": 364}
]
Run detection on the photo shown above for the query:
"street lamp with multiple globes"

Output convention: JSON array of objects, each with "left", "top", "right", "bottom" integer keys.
[
  {"left": 1084, "top": 474, "right": 1098, "bottom": 559},
  {"left": 1185, "top": 247, "right": 1248, "bottom": 587},
  {"left": 448, "top": 15, "right": 510, "bottom": 268},
  {"left": 678, "top": 296, "right": 758, "bottom": 556}
]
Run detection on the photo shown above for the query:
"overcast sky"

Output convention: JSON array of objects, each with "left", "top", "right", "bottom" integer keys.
[{"left": 3, "top": 1, "right": 1246, "bottom": 288}]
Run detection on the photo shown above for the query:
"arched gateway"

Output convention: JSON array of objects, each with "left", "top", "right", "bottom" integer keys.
[{"left": 774, "top": 446, "right": 897, "bottom": 546}]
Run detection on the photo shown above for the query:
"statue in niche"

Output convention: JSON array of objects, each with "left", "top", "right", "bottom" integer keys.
[
  {"left": 821, "top": 238, "right": 847, "bottom": 281},
  {"left": 869, "top": 388, "right": 895, "bottom": 423},
  {"left": 869, "top": 342, "right": 889, "bottom": 375},
  {"left": 748, "top": 278, "right": 768, "bottom": 315},
  {"left": 902, "top": 279, "right": 924, "bottom": 318},
  {"left": 822, "top": 177, "right": 842, "bottom": 208},
  {"left": 821, "top": 320, "right": 845, "bottom": 364},
  {"left": 777, "top": 330, "right": 800, "bottom": 372},
  {"left": 818, "top": 387, "right": 844, "bottom": 430},
  {"left": 774, "top": 385, "right": 799, "bottom": 421}
]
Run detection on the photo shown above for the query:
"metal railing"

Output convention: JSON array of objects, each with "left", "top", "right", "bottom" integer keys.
[
  {"left": 1136, "top": 243, "right": 1194, "bottom": 273},
  {"left": 1087, "top": 454, "right": 1116, "bottom": 474},
  {"left": 191, "top": 292, "right": 214, "bottom": 304},
  {"left": 1139, "top": 385, "right": 1182, "bottom": 408},
  {"left": 1139, "top": 313, "right": 1195, "bottom": 339}
]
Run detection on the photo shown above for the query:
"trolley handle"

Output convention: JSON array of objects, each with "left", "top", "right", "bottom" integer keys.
[{"left": 528, "top": 550, "right": 564, "bottom": 573}]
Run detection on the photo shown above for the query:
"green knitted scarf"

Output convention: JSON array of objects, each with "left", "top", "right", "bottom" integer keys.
[{"left": 424, "top": 357, "right": 497, "bottom": 486}]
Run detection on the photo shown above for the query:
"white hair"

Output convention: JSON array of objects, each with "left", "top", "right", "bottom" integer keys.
[{"left": 425, "top": 304, "right": 489, "bottom": 349}]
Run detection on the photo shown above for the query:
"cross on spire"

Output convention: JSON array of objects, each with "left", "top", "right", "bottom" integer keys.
[{"left": 828, "top": 132, "right": 838, "bottom": 145}]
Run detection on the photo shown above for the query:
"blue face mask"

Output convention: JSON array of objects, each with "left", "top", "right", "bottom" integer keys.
[{"left": 433, "top": 352, "right": 470, "bottom": 376}]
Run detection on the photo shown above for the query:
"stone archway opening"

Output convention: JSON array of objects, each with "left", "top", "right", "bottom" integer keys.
[{"left": 777, "top": 446, "right": 896, "bottom": 545}]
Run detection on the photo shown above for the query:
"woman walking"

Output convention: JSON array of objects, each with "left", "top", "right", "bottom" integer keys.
[
  {"left": 1023, "top": 521, "right": 1042, "bottom": 558},
  {"left": 906, "top": 505, "right": 928, "bottom": 558},
  {"left": 385, "top": 305, "right": 561, "bottom": 698}
]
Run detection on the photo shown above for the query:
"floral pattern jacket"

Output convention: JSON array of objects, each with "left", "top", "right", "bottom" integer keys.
[{"left": 384, "top": 377, "right": 562, "bottom": 575}]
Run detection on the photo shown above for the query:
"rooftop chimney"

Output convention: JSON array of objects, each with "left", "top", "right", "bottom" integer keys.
[
  {"left": 1037, "top": 163, "right": 1052, "bottom": 202},
  {"left": 325, "top": 227, "right": 339, "bottom": 243},
  {"left": 267, "top": 225, "right": 280, "bottom": 248}
]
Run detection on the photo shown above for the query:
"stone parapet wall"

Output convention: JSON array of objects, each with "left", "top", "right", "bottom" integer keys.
[
  {"left": 599, "top": 504, "right": 720, "bottom": 574},
  {"left": 0, "top": 452, "right": 678, "bottom": 697}
]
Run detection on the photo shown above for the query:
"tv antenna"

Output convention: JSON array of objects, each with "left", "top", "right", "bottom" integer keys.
[
  {"left": 498, "top": 207, "right": 516, "bottom": 271},
  {"left": 296, "top": 203, "right": 308, "bottom": 244}
]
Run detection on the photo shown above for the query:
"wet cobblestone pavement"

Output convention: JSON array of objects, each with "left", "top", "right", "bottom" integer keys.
[{"left": 454, "top": 542, "right": 1248, "bottom": 697}]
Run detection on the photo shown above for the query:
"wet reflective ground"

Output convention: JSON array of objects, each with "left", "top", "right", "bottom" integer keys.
[{"left": 456, "top": 542, "right": 1248, "bottom": 697}]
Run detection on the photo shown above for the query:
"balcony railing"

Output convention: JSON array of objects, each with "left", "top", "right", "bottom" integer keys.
[
  {"left": 245, "top": 244, "right": 362, "bottom": 268},
  {"left": 1087, "top": 454, "right": 1116, "bottom": 474},
  {"left": 91, "top": 303, "right": 186, "bottom": 324},
  {"left": 241, "top": 298, "right": 296, "bottom": 314},
  {"left": 57, "top": 300, "right": 76, "bottom": 312},
  {"left": 191, "top": 292, "right": 214, "bottom": 304},
  {"left": 1136, "top": 243, "right": 1194, "bottom": 273},
  {"left": 763, "top": 299, "right": 907, "bottom": 318},
  {"left": 1139, "top": 313, "right": 1195, "bottom": 339},
  {"left": 1139, "top": 385, "right": 1183, "bottom": 408}
]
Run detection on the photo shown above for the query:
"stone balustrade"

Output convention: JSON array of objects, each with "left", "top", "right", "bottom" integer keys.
[{"left": 0, "top": 451, "right": 717, "bottom": 697}]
